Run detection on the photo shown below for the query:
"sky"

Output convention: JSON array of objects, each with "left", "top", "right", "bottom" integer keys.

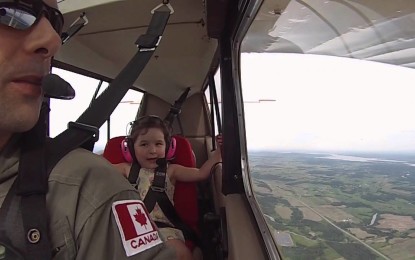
[
  {"left": 50, "top": 68, "right": 142, "bottom": 152},
  {"left": 50, "top": 53, "right": 415, "bottom": 153},
  {"left": 241, "top": 53, "right": 415, "bottom": 152}
]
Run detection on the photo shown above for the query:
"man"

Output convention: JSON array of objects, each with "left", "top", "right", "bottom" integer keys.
[{"left": 0, "top": 0, "right": 175, "bottom": 259}]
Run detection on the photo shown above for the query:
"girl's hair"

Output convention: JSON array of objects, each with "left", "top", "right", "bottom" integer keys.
[{"left": 129, "top": 115, "right": 171, "bottom": 146}]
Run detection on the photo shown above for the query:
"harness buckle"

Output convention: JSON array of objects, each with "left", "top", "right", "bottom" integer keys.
[
  {"left": 150, "top": 185, "right": 166, "bottom": 193},
  {"left": 136, "top": 35, "right": 162, "bottom": 51},
  {"left": 151, "top": 170, "right": 167, "bottom": 192},
  {"left": 151, "top": 2, "right": 174, "bottom": 14},
  {"left": 67, "top": 122, "right": 99, "bottom": 142}
]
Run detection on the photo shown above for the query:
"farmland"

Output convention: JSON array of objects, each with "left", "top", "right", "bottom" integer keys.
[{"left": 250, "top": 151, "right": 415, "bottom": 260}]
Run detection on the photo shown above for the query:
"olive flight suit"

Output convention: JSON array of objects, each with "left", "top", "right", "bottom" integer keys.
[{"left": 0, "top": 135, "right": 176, "bottom": 259}]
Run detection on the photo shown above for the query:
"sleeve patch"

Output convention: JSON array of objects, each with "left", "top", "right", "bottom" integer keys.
[{"left": 112, "top": 200, "right": 162, "bottom": 256}]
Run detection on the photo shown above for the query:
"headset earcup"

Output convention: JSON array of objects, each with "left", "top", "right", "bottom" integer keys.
[
  {"left": 166, "top": 137, "right": 176, "bottom": 160},
  {"left": 121, "top": 138, "right": 133, "bottom": 163}
]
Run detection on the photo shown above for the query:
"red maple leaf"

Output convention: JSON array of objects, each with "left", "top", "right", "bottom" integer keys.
[{"left": 133, "top": 207, "right": 148, "bottom": 229}]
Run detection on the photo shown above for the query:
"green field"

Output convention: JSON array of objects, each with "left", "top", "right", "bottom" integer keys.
[{"left": 251, "top": 151, "right": 415, "bottom": 260}]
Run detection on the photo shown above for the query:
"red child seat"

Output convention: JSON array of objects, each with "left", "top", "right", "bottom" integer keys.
[{"left": 102, "top": 135, "right": 199, "bottom": 250}]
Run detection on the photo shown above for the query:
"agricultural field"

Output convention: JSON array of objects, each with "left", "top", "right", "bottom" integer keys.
[{"left": 250, "top": 151, "right": 415, "bottom": 260}]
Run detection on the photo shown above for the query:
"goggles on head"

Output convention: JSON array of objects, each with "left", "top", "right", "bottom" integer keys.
[{"left": 0, "top": 0, "right": 63, "bottom": 34}]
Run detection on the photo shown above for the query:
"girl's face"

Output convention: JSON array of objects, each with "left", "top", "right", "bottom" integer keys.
[{"left": 133, "top": 127, "right": 166, "bottom": 169}]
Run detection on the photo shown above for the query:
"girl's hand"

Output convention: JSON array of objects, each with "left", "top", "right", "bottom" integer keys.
[
  {"left": 216, "top": 134, "right": 223, "bottom": 146},
  {"left": 215, "top": 134, "right": 223, "bottom": 157}
]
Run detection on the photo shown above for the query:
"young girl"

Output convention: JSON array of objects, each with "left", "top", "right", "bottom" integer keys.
[{"left": 115, "top": 116, "right": 222, "bottom": 260}]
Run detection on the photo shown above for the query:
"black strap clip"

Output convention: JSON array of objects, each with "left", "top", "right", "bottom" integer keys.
[
  {"left": 67, "top": 122, "right": 99, "bottom": 142},
  {"left": 150, "top": 185, "right": 166, "bottom": 193},
  {"left": 135, "top": 35, "right": 162, "bottom": 52},
  {"left": 151, "top": 171, "right": 167, "bottom": 192}
]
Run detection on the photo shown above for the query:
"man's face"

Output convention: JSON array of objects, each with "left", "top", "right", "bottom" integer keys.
[{"left": 0, "top": 0, "right": 61, "bottom": 137}]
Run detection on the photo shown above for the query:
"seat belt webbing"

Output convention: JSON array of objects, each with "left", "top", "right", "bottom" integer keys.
[
  {"left": 164, "top": 88, "right": 190, "bottom": 132},
  {"left": 17, "top": 105, "right": 52, "bottom": 260},
  {"left": 144, "top": 189, "right": 199, "bottom": 243},
  {"left": 50, "top": 10, "right": 171, "bottom": 166},
  {"left": 0, "top": 105, "right": 52, "bottom": 259},
  {"left": 142, "top": 160, "right": 199, "bottom": 244},
  {"left": 143, "top": 159, "right": 168, "bottom": 212}
]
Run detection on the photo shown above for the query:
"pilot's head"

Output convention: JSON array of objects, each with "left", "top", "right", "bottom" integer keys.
[{"left": 0, "top": 0, "right": 63, "bottom": 148}]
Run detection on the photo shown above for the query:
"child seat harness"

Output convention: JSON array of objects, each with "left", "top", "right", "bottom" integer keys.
[
  {"left": 126, "top": 89, "right": 199, "bottom": 245},
  {"left": 129, "top": 158, "right": 199, "bottom": 245}
]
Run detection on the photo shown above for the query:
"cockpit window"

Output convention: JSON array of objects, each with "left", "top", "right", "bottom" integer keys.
[
  {"left": 50, "top": 68, "right": 143, "bottom": 154},
  {"left": 240, "top": 52, "right": 415, "bottom": 259}
]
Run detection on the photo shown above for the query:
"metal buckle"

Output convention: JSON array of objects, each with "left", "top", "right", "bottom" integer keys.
[
  {"left": 151, "top": 185, "right": 166, "bottom": 192},
  {"left": 151, "top": 3, "right": 174, "bottom": 14},
  {"left": 137, "top": 36, "right": 162, "bottom": 52},
  {"left": 61, "top": 12, "right": 89, "bottom": 44}
]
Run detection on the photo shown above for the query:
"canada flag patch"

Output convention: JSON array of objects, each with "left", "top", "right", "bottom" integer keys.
[{"left": 112, "top": 200, "right": 162, "bottom": 256}]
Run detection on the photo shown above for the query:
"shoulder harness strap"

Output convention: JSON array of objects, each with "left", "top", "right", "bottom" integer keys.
[
  {"left": 0, "top": 104, "right": 52, "bottom": 259},
  {"left": 130, "top": 159, "right": 199, "bottom": 244}
]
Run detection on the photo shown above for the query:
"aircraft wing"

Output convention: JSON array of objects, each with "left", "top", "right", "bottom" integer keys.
[{"left": 242, "top": 0, "right": 415, "bottom": 68}]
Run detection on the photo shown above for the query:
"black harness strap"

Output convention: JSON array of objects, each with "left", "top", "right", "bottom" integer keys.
[
  {"left": 17, "top": 104, "right": 51, "bottom": 260},
  {"left": 164, "top": 88, "right": 190, "bottom": 133},
  {"left": 52, "top": 9, "right": 171, "bottom": 157},
  {"left": 142, "top": 159, "right": 169, "bottom": 212},
  {"left": 146, "top": 190, "right": 199, "bottom": 243},
  {"left": 138, "top": 160, "right": 199, "bottom": 244},
  {"left": 0, "top": 104, "right": 52, "bottom": 259},
  {"left": 0, "top": 181, "right": 25, "bottom": 259},
  {"left": 128, "top": 163, "right": 200, "bottom": 243}
]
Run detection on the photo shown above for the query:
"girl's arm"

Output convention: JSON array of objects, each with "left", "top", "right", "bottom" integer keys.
[{"left": 170, "top": 135, "right": 222, "bottom": 182}]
